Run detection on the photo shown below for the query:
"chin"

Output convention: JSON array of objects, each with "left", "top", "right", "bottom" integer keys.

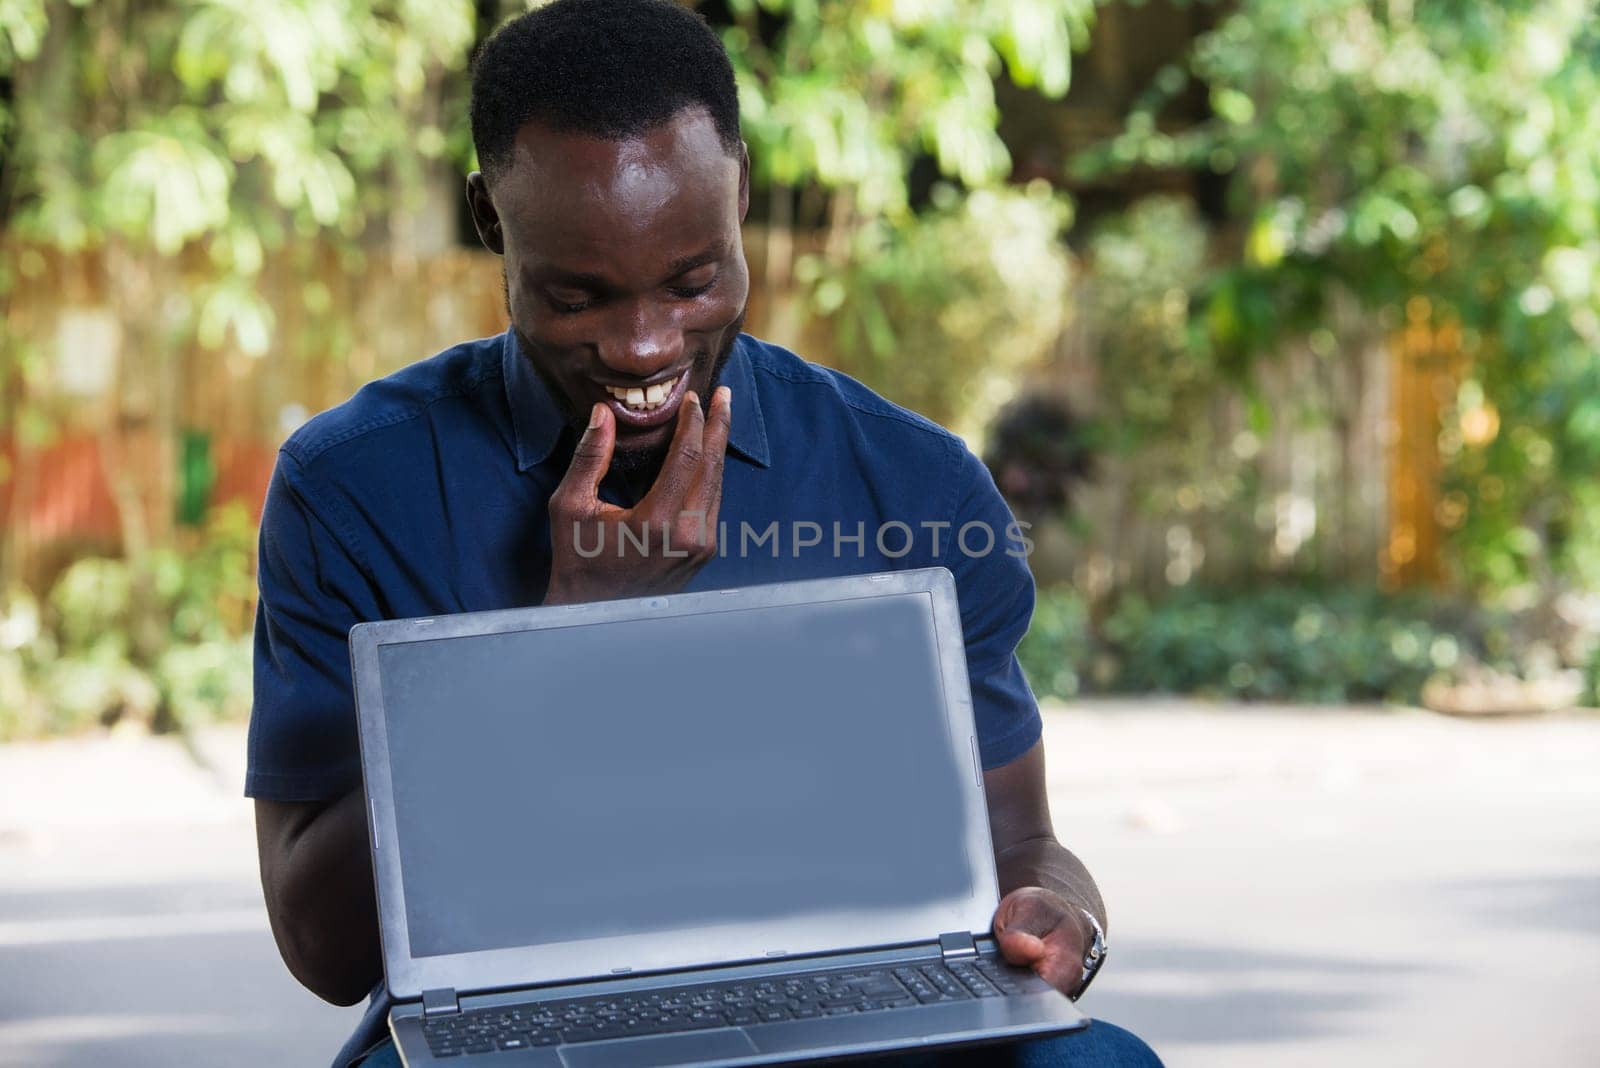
[{"left": 609, "top": 436, "right": 672, "bottom": 480}]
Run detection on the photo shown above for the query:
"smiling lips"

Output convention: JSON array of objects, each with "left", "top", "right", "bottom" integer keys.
[{"left": 599, "top": 370, "right": 689, "bottom": 429}]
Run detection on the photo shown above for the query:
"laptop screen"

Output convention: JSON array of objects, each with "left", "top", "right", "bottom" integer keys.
[{"left": 376, "top": 591, "right": 973, "bottom": 961}]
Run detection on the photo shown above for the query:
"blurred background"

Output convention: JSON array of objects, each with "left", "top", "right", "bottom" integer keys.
[{"left": 1, "top": 1, "right": 1597, "bottom": 1066}]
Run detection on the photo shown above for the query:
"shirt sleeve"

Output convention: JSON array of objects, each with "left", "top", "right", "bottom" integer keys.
[
  {"left": 246, "top": 450, "right": 381, "bottom": 801},
  {"left": 941, "top": 437, "right": 1043, "bottom": 770}
]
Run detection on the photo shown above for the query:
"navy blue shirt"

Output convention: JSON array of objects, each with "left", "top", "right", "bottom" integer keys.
[
  {"left": 247, "top": 330, "right": 1041, "bottom": 800},
  {"left": 249, "top": 330, "right": 1042, "bottom": 1066}
]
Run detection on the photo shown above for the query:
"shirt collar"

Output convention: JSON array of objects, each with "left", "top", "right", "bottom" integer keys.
[
  {"left": 502, "top": 330, "right": 771, "bottom": 472},
  {"left": 715, "top": 333, "right": 771, "bottom": 469}
]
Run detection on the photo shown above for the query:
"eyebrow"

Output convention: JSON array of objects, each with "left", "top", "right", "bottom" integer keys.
[
  {"left": 534, "top": 242, "right": 727, "bottom": 291},
  {"left": 663, "top": 245, "right": 725, "bottom": 276}
]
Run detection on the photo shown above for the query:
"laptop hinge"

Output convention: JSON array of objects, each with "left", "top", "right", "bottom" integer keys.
[
  {"left": 938, "top": 931, "right": 978, "bottom": 961},
  {"left": 421, "top": 988, "right": 460, "bottom": 1017}
]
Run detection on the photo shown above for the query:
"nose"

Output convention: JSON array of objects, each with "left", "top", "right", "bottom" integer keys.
[{"left": 597, "top": 299, "right": 685, "bottom": 379}]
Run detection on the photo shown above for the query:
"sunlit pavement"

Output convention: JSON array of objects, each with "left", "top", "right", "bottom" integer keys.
[
  {"left": 1, "top": 701, "right": 1597, "bottom": 1067},
  {"left": 1048, "top": 700, "right": 1600, "bottom": 1068},
  {"left": 0, "top": 728, "right": 363, "bottom": 1068}
]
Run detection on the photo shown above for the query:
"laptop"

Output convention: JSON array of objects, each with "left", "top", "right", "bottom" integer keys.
[{"left": 349, "top": 566, "right": 1087, "bottom": 1066}]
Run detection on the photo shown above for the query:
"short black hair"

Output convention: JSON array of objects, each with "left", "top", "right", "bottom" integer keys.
[{"left": 470, "top": 0, "right": 742, "bottom": 182}]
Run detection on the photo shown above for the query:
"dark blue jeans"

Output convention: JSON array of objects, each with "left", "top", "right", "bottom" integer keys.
[{"left": 353, "top": 1022, "right": 1164, "bottom": 1067}]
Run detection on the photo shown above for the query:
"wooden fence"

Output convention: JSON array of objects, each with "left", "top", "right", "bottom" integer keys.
[
  {"left": 2, "top": 235, "right": 1448, "bottom": 597},
  {"left": 2, "top": 242, "right": 507, "bottom": 587},
  {"left": 1021, "top": 289, "right": 1446, "bottom": 595}
]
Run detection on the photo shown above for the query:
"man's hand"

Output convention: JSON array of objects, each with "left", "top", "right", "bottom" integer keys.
[
  {"left": 544, "top": 386, "right": 731, "bottom": 605},
  {"left": 992, "top": 885, "right": 1091, "bottom": 997}
]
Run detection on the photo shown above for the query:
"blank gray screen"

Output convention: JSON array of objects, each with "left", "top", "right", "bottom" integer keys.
[{"left": 378, "top": 592, "right": 973, "bottom": 960}]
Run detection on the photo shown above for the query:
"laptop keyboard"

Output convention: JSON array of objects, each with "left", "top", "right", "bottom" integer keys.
[{"left": 420, "top": 957, "right": 1036, "bottom": 1057}]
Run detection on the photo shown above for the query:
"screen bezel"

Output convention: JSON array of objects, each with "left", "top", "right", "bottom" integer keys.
[{"left": 349, "top": 566, "right": 1000, "bottom": 1002}]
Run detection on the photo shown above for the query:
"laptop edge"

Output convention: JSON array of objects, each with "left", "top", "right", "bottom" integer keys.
[{"left": 349, "top": 567, "right": 1087, "bottom": 1066}]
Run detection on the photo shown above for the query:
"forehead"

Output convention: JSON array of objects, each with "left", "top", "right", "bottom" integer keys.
[{"left": 494, "top": 110, "right": 740, "bottom": 269}]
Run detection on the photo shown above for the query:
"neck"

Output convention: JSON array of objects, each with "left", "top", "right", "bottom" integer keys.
[{"left": 601, "top": 448, "right": 668, "bottom": 506}]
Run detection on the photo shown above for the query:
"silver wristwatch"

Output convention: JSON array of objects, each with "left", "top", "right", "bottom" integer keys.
[{"left": 1071, "top": 908, "right": 1107, "bottom": 1001}]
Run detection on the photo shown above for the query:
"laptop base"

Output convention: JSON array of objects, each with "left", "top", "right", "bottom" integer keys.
[
  {"left": 391, "top": 950, "right": 1087, "bottom": 1067},
  {"left": 397, "top": 993, "right": 1085, "bottom": 1067}
]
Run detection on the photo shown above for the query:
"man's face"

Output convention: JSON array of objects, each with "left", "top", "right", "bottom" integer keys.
[{"left": 468, "top": 108, "right": 751, "bottom": 483}]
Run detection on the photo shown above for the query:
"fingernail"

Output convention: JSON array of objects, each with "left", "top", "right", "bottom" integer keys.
[
  {"left": 718, "top": 385, "right": 731, "bottom": 407},
  {"left": 588, "top": 403, "right": 603, "bottom": 430}
]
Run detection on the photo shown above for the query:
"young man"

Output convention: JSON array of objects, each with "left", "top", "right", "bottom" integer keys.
[{"left": 249, "top": 2, "right": 1161, "bottom": 1065}]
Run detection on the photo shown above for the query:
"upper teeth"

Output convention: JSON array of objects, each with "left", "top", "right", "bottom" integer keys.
[{"left": 605, "top": 374, "right": 680, "bottom": 411}]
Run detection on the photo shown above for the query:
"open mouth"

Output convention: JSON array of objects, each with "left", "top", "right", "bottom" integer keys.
[{"left": 598, "top": 369, "right": 690, "bottom": 430}]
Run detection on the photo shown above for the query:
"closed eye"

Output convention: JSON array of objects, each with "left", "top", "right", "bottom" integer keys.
[
  {"left": 547, "top": 290, "right": 597, "bottom": 314},
  {"left": 668, "top": 269, "right": 719, "bottom": 299}
]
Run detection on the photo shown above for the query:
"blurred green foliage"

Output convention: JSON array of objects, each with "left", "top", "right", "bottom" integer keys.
[
  {"left": 1082, "top": 197, "right": 1212, "bottom": 452},
  {"left": 806, "top": 181, "right": 1074, "bottom": 436},
  {"left": 1020, "top": 583, "right": 1527, "bottom": 706},
  {"left": 1015, "top": 583, "right": 1092, "bottom": 700},
  {"left": 1101, "top": 587, "right": 1471, "bottom": 704},
  {"left": 1074, "top": 195, "right": 1266, "bottom": 553},
  {"left": 0, "top": 0, "right": 1101, "bottom": 734},
  {"left": 724, "top": 0, "right": 1091, "bottom": 435},
  {"left": 0, "top": 504, "right": 256, "bottom": 739},
  {"left": 8, "top": 0, "right": 1599, "bottom": 725},
  {"left": 0, "top": 0, "right": 476, "bottom": 401},
  {"left": 1075, "top": 0, "right": 1600, "bottom": 604},
  {"left": 0, "top": 0, "right": 474, "bottom": 253},
  {"left": 0, "top": 0, "right": 1089, "bottom": 429},
  {"left": 727, "top": 0, "right": 1090, "bottom": 216}
]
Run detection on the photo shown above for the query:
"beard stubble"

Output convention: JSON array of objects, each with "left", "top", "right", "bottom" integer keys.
[{"left": 506, "top": 273, "right": 745, "bottom": 495}]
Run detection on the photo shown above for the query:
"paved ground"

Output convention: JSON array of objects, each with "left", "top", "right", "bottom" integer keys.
[
  {"left": 1, "top": 700, "right": 1596, "bottom": 1067},
  {"left": 1043, "top": 702, "right": 1600, "bottom": 1067}
]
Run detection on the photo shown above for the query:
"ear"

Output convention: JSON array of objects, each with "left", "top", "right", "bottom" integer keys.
[
  {"left": 465, "top": 172, "right": 505, "bottom": 256},
  {"left": 737, "top": 141, "right": 751, "bottom": 225}
]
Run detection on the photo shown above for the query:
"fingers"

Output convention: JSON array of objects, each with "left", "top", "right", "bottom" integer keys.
[
  {"left": 686, "top": 386, "right": 732, "bottom": 519},
  {"left": 996, "top": 927, "right": 1047, "bottom": 967},
  {"left": 553, "top": 403, "right": 615, "bottom": 515},
  {"left": 645, "top": 390, "right": 708, "bottom": 510},
  {"left": 632, "top": 387, "right": 730, "bottom": 561},
  {"left": 1005, "top": 933, "right": 1079, "bottom": 993}
]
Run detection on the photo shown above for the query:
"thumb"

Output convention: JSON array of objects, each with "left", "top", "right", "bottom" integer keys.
[
  {"left": 993, "top": 888, "right": 1060, "bottom": 966},
  {"left": 995, "top": 926, "right": 1047, "bottom": 968},
  {"left": 558, "top": 403, "right": 615, "bottom": 506}
]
